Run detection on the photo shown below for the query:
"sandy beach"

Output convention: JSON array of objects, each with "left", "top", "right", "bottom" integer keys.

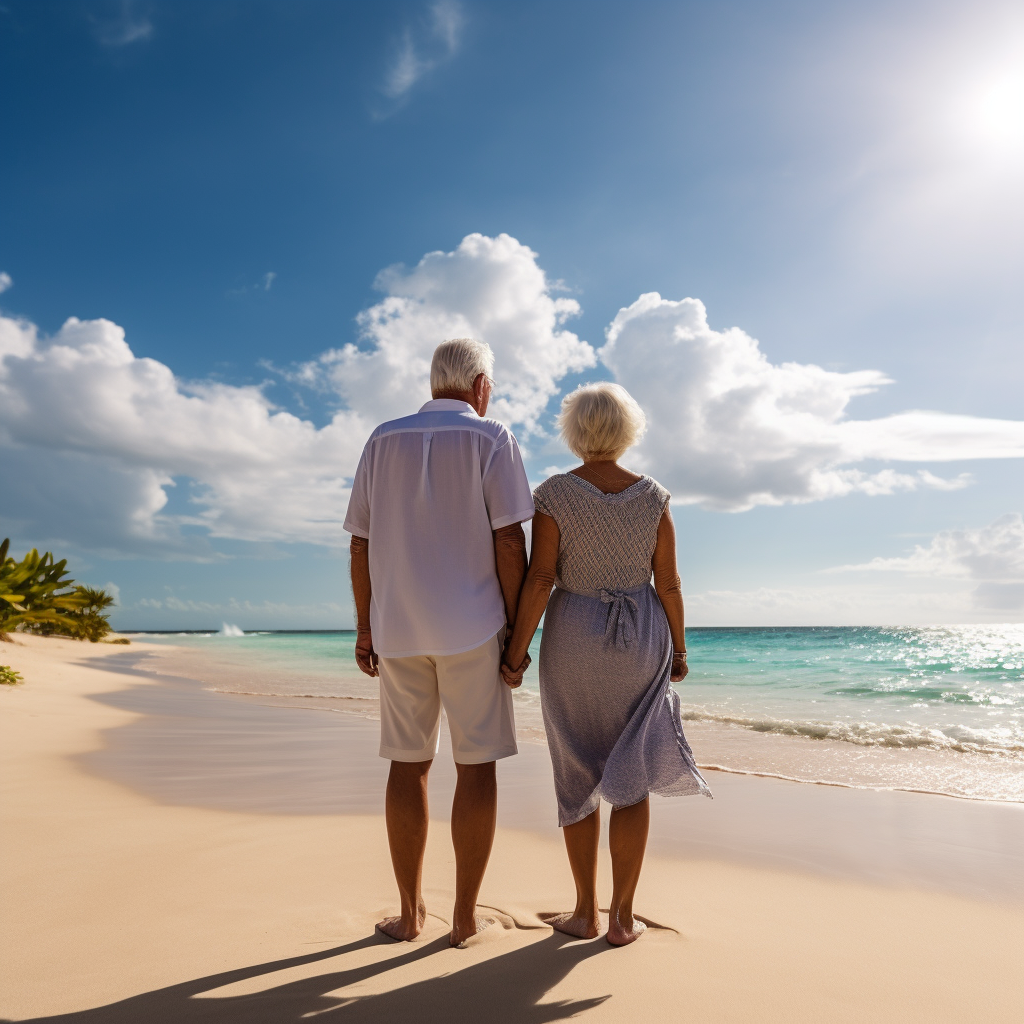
[{"left": 2, "top": 633, "right": 1023, "bottom": 1023}]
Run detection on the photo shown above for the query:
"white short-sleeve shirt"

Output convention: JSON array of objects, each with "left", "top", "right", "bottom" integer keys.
[{"left": 343, "top": 399, "right": 535, "bottom": 658}]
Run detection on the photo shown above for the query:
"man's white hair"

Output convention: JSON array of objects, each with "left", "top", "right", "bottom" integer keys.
[
  {"left": 430, "top": 338, "right": 495, "bottom": 396},
  {"left": 558, "top": 382, "right": 647, "bottom": 462}
]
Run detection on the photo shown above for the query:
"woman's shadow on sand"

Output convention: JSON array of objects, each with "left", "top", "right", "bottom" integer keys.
[{"left": 11, "top": 931, "right": 611, "bottom": 1024}]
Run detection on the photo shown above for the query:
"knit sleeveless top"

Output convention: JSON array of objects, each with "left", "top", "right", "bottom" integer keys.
[{"left": 532, "top": 473, "right": 670, "bottom": 594}]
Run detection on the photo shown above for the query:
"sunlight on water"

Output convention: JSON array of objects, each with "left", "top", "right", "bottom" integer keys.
[{"left": 677, "top": 625, "right": 1024, "bottom": 757}]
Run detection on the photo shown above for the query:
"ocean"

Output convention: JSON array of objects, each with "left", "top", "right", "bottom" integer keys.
[{"left": 130, "top": 624, "right": 1024, "bottom": 803}]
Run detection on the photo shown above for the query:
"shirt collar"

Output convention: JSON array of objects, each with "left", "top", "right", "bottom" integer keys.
[{"left": 419, "top": 399, "right": 476, "bottom": 414}]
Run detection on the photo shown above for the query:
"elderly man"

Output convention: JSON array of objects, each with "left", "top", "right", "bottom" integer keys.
[{"left": 343, "top": 338, "right": 533, "bottom": 947}]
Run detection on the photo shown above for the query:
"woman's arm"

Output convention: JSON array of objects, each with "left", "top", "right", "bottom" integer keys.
[
  {"left": 652, "top": 508, "right": 688, "bottom": 682},
  {"left": 500, "top": 512, "right": 560, "bottom": 687}
]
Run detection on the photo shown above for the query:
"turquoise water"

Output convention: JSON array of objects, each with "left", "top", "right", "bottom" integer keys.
[
  {"left": 134, "top": 624, "right": 1024, "bottom": 759},
  {"left": 680, "top": 625, "right": 1024, "bottom": 757}
]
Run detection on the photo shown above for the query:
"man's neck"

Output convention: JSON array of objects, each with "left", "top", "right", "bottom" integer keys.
[{"left": 432, "top": 390, "right": 482, "bottom": 415}]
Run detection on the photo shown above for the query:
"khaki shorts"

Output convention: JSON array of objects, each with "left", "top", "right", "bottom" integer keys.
[{"left": 378, "top": 630, "right": 517, "bottom": 764}]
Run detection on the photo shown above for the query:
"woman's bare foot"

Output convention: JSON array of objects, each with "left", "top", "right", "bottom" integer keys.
[
  {"left": 540, "top": 911, "right": 602, "bottom": 939},
  {"left": 376, "top": 901, "right": 426, "bottom": 941},
  {"left": 607, "top": 914, "right": 646, "bottom": 946}
]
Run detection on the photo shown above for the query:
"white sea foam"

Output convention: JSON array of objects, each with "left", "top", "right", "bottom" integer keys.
[
  {"left": 208, "top": 688, "right": 374, "bottom": 702},
  {"left": 690, "top": 763, "right": 1023, "bottom": 802},
  {"left": 679, "top": 706, "right": 1024, "bottom": 756},
  {"left": 218, "top": 623, "right": 245, "bottom": 637}
]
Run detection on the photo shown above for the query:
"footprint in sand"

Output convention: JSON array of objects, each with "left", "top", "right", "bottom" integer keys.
[
  {"left": 478, "top": 904, "right": 551, "bottom": 930},
  {"left": 609, "top": 912, "right": 681, "bottom": 942},
  {"left": 451, "top": 908, "right": 518, "bottom": 949},
  {"left": 537, "top": 911, "right": 609, "bottom": 939},
  {"left": 627, "top": 913, "right": 680, "bottom": 938}
]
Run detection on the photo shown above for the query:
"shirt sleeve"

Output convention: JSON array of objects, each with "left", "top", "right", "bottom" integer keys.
[
  {"left": 342, "top": 444, "right": 372, "bottom": 538},
  {"left": 482, "top": 431, "right": 535, "bottom": 530}
]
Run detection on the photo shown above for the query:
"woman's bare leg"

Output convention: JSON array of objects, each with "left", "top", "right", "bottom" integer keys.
[
  {"left": 607, "top": 797, "right": 649, "bottom": 946},
  {"left": 545, "top": 807, "right": 602, "bottom": 938}
]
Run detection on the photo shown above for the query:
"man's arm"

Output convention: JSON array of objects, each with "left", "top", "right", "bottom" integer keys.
[
  {"left": 350, "top": 535, "right": 378, "bottom": 677},
  {"left": 500, "top": 512, "right": 558, "bottom": 688},
  {"left": 493, "top": 522, "right": 528, "bottom": 634}
]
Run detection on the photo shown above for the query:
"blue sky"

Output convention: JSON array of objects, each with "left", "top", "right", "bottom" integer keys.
[{"left": 1, "top": 0, "right": 1023, "bottom": 627}]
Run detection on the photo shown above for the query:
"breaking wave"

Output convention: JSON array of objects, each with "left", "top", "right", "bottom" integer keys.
[{"left": 679, "top": 706, "right": 1024, "bottom": 756}]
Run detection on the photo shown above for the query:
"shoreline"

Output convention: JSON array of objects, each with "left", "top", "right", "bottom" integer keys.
[
  {"left": 133, "top": 634, "right": 1024, "bottom": 805},
  {"left": 205, "top": 687, "right": 1024, "bottom": 805},
  {"left": 3, "top": 633, "right": 1024, "bottom": 1023}
]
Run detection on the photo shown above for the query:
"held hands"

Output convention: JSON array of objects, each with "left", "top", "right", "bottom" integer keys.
[
  {"left": 671, "top": 650, "right": 688, "bottom": 683},
  {"left": 500, "top": 652, "right": 531, "bottom": 689},
  {"left": 355, "top": 626, "right": 379, "bottom": 677}
]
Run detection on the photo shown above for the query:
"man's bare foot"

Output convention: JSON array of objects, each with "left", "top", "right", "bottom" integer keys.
[
  {"left": 540, "top": 911, "right": 602, "bottom": 939},
  {"left": 607, "top": 915, "right": 646, "bottom": 946},
  {"left": 376, "top": 902, "right": 426, "bottom": 942},
  {"left": 450, "top": 913, "right": 499, "bottom": 947}
]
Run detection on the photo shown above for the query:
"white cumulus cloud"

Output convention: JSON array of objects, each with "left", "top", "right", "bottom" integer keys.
[
  {"left": 0, "top": 272, "right": 12, "bottom": 294},
  {"left": 0, "top": 315, "right": 368, "bottom": 555},
  {"left": 831, "top": 513, "right": 1024, "bottom": 612},
  {"left": 307, "top": 233, "right": 595, "bottom": 431},
  {"left": 600, "top": 292, "right": 1023, "bottom": 510}
]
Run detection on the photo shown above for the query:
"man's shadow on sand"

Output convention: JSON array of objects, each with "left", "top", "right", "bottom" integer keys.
[{"left": 11, "top": 931, "right": 611, "bottom": 1024}]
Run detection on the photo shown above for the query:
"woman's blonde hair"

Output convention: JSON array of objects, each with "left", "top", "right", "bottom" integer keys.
[{"left": 558, "top": 382, "right": 647, "bottom": 462}]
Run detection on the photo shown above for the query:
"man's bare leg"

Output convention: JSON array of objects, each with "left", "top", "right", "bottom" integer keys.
[
  {"left": 607, "top": 797, "right": 649, "bottom": 946},
  {"left": 449, "top": 760, "right": 497, "bottom": 945},
  {"left": 545, "top": 807, "right": 602, "bottom": 938},
  {"left": 377, "top": 759, "right": 432, "bottom": 941}
]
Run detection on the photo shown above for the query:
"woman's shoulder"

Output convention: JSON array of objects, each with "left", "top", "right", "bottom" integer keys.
[
  {"left": 533, "top": 473, "right": 571, "bottom": 509},
  {"left": 642, "top": 475, "right": 671, "bottom": 509},
  {"left": 535, "top": 472, "right": 601, "bottom": 520}
]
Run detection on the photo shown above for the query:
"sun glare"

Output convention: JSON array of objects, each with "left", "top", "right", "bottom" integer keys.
[{"left": 960, "top": 68, "right": 1024, "bottom": 156}]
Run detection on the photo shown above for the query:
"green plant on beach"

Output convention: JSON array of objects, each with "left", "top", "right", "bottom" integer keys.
[
  {"left": 72, "top": 586, "right": 116, "bottom": 642},
  {"left": 0, "top": 539, "right": 116, "bottom": 643},
  {"left": 25, "top": 585, "right": 116, "bottom": 642},
  {"left": 0, "top": 665, "right": 23, "bottom": 686},
  {"left": 0, "top": 538, "right": 89, "bottom": 641}
]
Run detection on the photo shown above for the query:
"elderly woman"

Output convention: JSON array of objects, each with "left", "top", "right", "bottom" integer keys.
[{"left": 501, "top": 382, "right": 710, "bottom": 946}]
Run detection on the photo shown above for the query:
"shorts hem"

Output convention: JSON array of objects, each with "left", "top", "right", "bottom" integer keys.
[
  {"left": 452, "top": 743, "right": 518, "bottom": 765},
  {"left": 379, "top": 743, "right": 438, "bottom": 762}
]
